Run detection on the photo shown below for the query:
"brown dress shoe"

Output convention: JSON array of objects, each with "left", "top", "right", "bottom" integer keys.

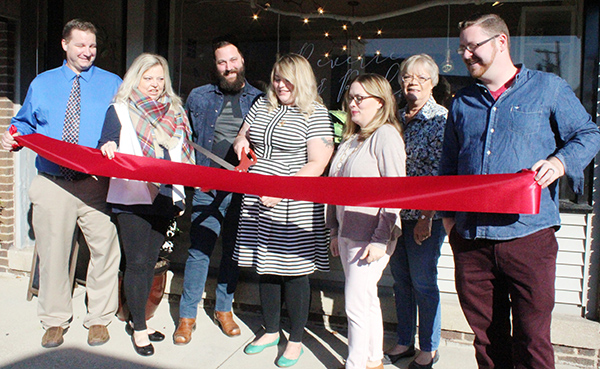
[
  {"left": 214, "top": 310, "right": 241, "bottom": 337},
  {"left": 173, "top": 318, "right": 196, "bottom": 345},
  {"left": 41, "top": 327, "right": 65, "bottom": 348},
  {"left": 88, "top": 325, "right": 110, "bottom": 346}
]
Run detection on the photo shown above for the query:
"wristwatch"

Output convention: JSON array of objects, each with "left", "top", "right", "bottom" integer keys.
[{"left": 420, "top": 214, "right": 432, "bottom": 220}]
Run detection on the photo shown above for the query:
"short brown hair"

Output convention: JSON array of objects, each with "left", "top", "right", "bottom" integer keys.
[
  {"left": 459, "top": 13, "right": 510, "bottom": 49},
  {"left": 212, "top": 35, "right": 243, "bottom": 59},
  {"left": 62, "top": 19, "right": 97, "bottom": 41}
]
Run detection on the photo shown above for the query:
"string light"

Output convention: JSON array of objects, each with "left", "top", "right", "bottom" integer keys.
[
  {"left": 342, "top": 45, "right": 347, "bottom": 51},
  {"left": 377, "top": 29, "right": 382, "bottom": 35},
  {"left": 253, "top": 14, "right": 259, "bottom": 20},
  {"left": 324, "top": 32, "right": 330, "bottom": 37},
  {"left": 342, "top": 24, "right": 348, "bottom": 31},
  {"left": 357, "top": 36, "right": 361, "bottom": 40},
  {"left": 254, "top": 1, "right": 478, "bottom": 24},
  {"left": 303, "top": 18, "right": 309, "bottom": 24},
  {"left": 375, "top": 50, "right": 381, "bottom": 55},
  {"left": 357, "top": 55, "right": 362, "bottom": 60},
  {"left": 324, "top": 52, "right": 330, "bottom": 58}
]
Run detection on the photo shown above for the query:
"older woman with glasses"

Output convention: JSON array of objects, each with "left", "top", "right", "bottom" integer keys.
[
  {"left": 384, "top": 54, "right": 447, "bottom": 369},
  {"left": 327, "top": 73, "right": 405, "bottom": 369}
]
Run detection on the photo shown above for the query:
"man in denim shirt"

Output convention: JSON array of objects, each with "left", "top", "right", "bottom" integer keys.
[
  {"left": 439, "top": 14, "right": 600, "bottom": 369},
  {"left": 174, "top": 36, "right": 262, "bottom": 344}
]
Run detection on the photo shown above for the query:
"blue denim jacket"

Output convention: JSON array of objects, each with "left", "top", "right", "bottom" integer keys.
[
  {"left": 439, "top": 66, "right": 600, "bottom": 240},
  {"left": 185, "top": 82, "right": 263, "bottom": 167}
]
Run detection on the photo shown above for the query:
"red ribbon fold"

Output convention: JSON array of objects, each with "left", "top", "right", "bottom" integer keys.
[{"left": 15, "top": 133, "right": 540, "bottom": 214}]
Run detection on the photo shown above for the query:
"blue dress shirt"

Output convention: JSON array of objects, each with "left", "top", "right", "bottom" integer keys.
[
  {"left": 11, "top": 62, "right": 122, "bottom": 176},
  {"left": 439, "top": 66, "right": 600, "bottom": 240}
]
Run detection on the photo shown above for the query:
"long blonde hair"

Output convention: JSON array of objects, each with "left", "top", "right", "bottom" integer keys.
[
  {"left": 266, "top": 53, "right": 323, "bottom": 117},
  {"left": 342, "top": 73, "right": 402, "bottom": 141},
  {"left": 113, "top": 53, "right": 183, "bottom": 110}
]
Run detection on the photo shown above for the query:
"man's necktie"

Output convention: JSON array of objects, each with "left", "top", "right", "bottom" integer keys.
[{"left": 60, "top": 75, "right": 81, "bottom": 180}]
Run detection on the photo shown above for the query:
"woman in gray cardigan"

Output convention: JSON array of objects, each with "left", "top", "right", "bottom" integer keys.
[{"left": 327, "top": 74, "right": 406, "bottom": 369}]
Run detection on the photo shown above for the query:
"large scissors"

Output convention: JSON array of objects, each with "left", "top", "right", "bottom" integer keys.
[{"left": 186, "top": 139, "right": 257, "bottom": 172}]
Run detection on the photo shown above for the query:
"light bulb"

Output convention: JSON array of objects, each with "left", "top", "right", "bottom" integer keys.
[{"left": 441, "top": 49, "right": 454, "bottom": 73}]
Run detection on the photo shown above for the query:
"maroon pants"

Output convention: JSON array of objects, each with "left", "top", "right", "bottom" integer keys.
[{"left": 449, "top": 227, "right": 558, "bottom": 369}]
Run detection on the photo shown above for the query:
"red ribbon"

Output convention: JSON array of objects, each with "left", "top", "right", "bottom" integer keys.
[{"left": 15, "top": 133, "right": 540, "bottom": 214}]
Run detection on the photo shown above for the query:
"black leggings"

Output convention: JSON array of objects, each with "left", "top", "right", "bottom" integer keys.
[
  {"left": 117, "top": 212, "right": 171, "bottom": 331},
  {"left": 259, "top": 274, "right": 310, "bottom": 342}
]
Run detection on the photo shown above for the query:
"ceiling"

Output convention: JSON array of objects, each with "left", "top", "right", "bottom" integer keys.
[{"left": 184, "top": 0, "right": 571, "bottom": 42}]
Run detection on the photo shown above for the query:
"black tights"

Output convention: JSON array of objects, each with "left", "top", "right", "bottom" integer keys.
[
  {"left": 117, "top": 212, "right": 170, "bottom": 331},
  {"left": 259, "top": 274, "right": 310, "bottom": 342}
]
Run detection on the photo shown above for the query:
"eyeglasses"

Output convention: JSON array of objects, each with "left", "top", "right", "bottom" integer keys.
[
  {"left": 401, "top": 75, "right": 431, "bottom": 84},
  {"left": 348, "top": 95, "right": 377, "bottom": 105},
  {"left": 457, "top": 34, "right": 500, "bottom": 55}
]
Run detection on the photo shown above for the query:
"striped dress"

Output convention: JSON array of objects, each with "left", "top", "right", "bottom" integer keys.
[{"left": 234, "top": 97, "right": 334, "bottom": 276}]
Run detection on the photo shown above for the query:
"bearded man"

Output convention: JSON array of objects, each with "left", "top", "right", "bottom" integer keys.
[{"left": 174, "top": 36, "right": 263, "bottom": 344}]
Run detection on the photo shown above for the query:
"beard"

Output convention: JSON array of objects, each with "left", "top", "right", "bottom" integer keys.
[
  {"left": 465, "top": 45, "right": 497, "bottom": 80},
  {"left": 217, "top": 65, "right": 246, "bottom": 93}
]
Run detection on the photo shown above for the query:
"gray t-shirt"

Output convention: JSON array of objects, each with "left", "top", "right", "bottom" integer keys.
[{"left": 212, "top": 92, "right": 243, "bottom": 167}]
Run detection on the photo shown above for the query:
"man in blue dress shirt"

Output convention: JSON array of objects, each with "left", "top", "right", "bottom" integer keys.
[
  {"left": 1, "top": 19, "right": 122, "bottom": 349},
  {"left": 439, "top": 14, "right": 600, "bottom": 369}
]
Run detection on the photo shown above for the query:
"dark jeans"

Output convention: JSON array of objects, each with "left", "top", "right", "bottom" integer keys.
[
  {"left": 117, "top": 212, "right": 171, "bottom": 331},
  {"left": 450, "top": 227, "right": 558, "bottom": 369},
  {"left": 390, "top": 219, "right": 445, "bottom": 351},
  {"left": 259, "top": 274, "right": 310, "bottom": 342},
  {"left": 179, "top": 189, "right": 241, "bottom": 317}
]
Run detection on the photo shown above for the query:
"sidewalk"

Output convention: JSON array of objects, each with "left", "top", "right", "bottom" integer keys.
[{"left": 0, "top": 274, "right": 592, "bottom": 369}]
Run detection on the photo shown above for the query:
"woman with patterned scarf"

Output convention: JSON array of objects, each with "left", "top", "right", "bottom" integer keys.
[{"left": 98, "top": 53, "right": 194, "bottom": 356}]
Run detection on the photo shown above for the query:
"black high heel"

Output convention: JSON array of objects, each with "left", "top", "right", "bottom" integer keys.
[
  {"left": 383, "top": 344, "right": 416, "bottom": 364},
  {"left": 148, "top": 331, "right": 165, "bottom": 342},
  {"left": 126, "top": 322, "right": 164, "bottom": 342},
  {"left": 132, "top": 336, "right": 154, "bottom": 356}
]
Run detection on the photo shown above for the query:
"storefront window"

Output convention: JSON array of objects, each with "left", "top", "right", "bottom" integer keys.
[{"left": 174, "top": 0, "right": 590, "bottom": 207}]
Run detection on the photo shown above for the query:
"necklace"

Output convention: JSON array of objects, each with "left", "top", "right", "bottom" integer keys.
[{"left": 335, "top": 134, "right": 364, "bottom": 171}]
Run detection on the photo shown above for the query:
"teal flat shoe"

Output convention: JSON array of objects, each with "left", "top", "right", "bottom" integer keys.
[
  {"left": 276, "top": 347, "right": 304, "bottom": 367},
  {"left": 244, "top": 336, "right": 280, "bottom": 355}
]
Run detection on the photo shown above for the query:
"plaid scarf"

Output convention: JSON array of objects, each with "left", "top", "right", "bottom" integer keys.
[{"left": 128, "top": 88, "right": 193, "bottom": 164}]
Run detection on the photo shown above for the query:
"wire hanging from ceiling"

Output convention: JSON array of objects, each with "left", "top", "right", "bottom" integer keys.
[
  {"left": 251, "top": 0, "right": 548, "bottom": 24},
  {"left": 441, "top": 2, "right": 454, "bottom": 73}
]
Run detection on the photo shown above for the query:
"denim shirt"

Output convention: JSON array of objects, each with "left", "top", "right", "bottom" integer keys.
[
  {"left": 185, "top": 82, "right": 263, "bottom": 167},
  {"left": 439, "top": 66, "right": 600, "bottom": 240}
]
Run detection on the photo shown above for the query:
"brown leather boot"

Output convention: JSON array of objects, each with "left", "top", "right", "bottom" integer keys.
[
  {"left": 214, "top": 310, "right": 241, "bottom": 337},
  {"left": 87, "top": 325, "right": 110, "bottom": 346},
  {"left": 41, "top": 326, "right": 65, "bottom": 348},
  {"left": 173, "top": 318, "right": 196, "bottom": 345}
]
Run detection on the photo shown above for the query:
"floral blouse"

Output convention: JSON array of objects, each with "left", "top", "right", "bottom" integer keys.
[{"left": 399, "top": 96, "right": 447, "bottom": 220}]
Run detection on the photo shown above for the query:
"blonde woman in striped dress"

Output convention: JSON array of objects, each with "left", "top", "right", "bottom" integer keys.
[{"left": 233, "top": 53, "right": 334, "bottom": 367}]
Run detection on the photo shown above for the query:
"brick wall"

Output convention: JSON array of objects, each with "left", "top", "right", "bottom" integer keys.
[{"left": 0, "top": 19, "right": 16, "bottom": 273}]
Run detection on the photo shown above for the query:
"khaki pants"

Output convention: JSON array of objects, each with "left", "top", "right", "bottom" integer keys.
[{"left": 29, "top": 174, "right": 120, "bottom": 329}]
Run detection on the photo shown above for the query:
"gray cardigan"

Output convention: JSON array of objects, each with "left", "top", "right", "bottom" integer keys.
[{"left": 326, "top": 123, "right": 406, "bottom": 249}]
